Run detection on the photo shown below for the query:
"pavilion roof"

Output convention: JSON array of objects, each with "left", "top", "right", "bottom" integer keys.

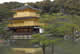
[
  {"left": 12, "top": 5, "right": 40, "bottom": 11},
  {"left": 9, "top": 17, "right": 39, "bottom": 20}
]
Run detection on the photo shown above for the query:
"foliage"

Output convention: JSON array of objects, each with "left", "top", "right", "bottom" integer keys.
[
  {"left": 32, "top": 13, "right": 80, "bottom": 54},
  {"left": 28, "top": 0, "right": 59, "bottom": 14},
  {"left": 0, "top": 2, "right": 23, "bottom": 39},
  {"left": 27, "top": 0, "right": 80, "bottom": 15},
  {"left": 54, "top": 0, "right": 80, "bottom": 15},
  {"left": 32, "top": 34, "right": 49, "bottom": 46},
  {"left": 32, "top": 34, "right": 60, "bottom": 54},
  {"left": 40, "top": 13, "right": 80, "bottom": 40}
]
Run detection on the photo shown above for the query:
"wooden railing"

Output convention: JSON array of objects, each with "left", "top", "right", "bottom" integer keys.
[{"left": 13, "top": 14, "right": 40, "bottom": 18}]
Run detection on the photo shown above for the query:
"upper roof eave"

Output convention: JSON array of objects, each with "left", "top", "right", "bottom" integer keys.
[{"left": 8, "top": 17, "right": 40, "bottom": 20}]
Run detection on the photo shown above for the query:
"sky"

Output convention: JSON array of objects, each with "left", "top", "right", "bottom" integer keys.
[{"left": 0, "top": 0, "right": 53, "bottom": 3}]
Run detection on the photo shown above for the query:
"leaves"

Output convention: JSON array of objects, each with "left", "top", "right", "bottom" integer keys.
[
  {"left": 54, "top": 0, "right": 80, "bottom": 15},
  {"left": 41, "top": 13, "right": 80, "bottom": 40},
  {"left": 0, "top": 2, "right": 23, "bottom": 39}
]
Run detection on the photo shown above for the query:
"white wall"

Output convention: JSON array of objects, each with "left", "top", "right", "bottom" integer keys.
[{"left": 39, "top": 28, "right": 44, "bottom": 33}]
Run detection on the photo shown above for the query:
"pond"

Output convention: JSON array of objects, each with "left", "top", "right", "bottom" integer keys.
[
  {"left": 45, "top": 40, "right": 80, "bottom": 54},
  {"left": 0, "top": 40, "right": 80, "bottom": 54}
]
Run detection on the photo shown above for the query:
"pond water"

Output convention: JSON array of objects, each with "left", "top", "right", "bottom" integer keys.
[
  {"left": 0, "top": 40, "right": 80, "bottom": 54},
  {"left": 46, "top": 40, "right": 80, "bottom": 54}
]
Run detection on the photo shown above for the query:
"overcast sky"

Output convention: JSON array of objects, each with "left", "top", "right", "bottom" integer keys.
[{"left": 0, "top": 0, "right": 53, "bottom": 3}]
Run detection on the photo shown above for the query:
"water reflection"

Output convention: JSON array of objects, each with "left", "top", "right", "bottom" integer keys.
[{"left": 0, "top": 40, "right": 80, "bottom": 54}]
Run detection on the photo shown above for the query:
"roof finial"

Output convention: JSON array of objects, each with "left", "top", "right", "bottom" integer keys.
[{"left": 24, "top": 3, "right": 28, "bottom": 6}]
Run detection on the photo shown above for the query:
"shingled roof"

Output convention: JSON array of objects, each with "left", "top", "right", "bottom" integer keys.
[{"left": 12, "top": 5, "right": 40, "bottom": 11}]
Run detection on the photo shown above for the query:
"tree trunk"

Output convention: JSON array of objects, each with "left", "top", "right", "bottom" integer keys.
[
  {"left": 52, "top": 43, "right": 54, "bottom": 54},
  {"left": 42, "top": 45, "right": 46, "bottom": 54},
  {"left": 72, "top": 27, "right": 76, "bottom": 41}
]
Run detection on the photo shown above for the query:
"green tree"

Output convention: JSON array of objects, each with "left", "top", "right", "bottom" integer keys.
[
  {"left": 41, "top": 13, "right": 80, "bottom": 40},
  {"left": 32, "top": 34, "right": 59, "bottom": 54},
  {"left": 54, "top": 0, "right": 80, "bottom": 15},
  {"left": 0, "top": 8, "right": 13, "bottom": 39},
  {"left": 32, "top": 13, "right": 80, "bottom": 54},
  {"left": 0, "top": 2, "right": 23, "bottom": 39},
  {"left": 28, "top": 0, "right": 59, "bottom": 14}
]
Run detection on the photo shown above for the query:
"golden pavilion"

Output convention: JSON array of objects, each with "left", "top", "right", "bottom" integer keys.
[
  {"left": 8, "top": 4, "right": 44, "bottom": 39},
  {"left": 8, "top": 4, "right": 43, "bottom": 54}
]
